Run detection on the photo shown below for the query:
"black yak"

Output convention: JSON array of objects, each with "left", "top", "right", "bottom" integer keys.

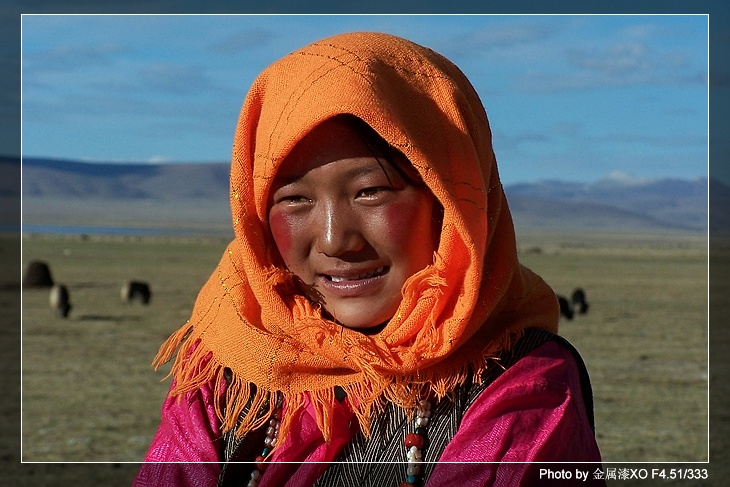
[
  {"left": 121, "top": 281, "right": 152, "bottom": 305},
  {"left": 572, "top": 288, "right": 590, "bottom": 314},
  {"left": 23, "top": 261, "right": 54, "bottom": 288},
  {"left": 557, "top": 294, "right": 574, "bottom": 320}
]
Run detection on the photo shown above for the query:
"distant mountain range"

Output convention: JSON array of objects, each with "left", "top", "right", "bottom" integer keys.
[
  {"left": 18, "top": 157, "right": 234, "bottom": 234},
  {"left": 505, "top": 175, "right": 709, "bottom": 233},
  {"left": 13, "top": 156, "right": 722, "bottom": 235}
]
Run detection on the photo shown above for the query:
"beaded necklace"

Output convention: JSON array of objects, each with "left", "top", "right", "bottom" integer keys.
[
  {"left": 246, "top": 398, "right": 434, "bottom": 487},
  {"left": 401, "top": 398, "right": 432, "bottom": 487}
]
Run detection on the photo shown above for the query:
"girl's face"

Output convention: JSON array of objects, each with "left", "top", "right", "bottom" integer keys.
[{"left": 268, "top": 118, "right": 439, "bottom": 330}]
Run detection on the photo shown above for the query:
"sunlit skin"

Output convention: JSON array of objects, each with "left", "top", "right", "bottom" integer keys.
[{"left": 268, "top": 117, "right": 440, "bottom": 330}]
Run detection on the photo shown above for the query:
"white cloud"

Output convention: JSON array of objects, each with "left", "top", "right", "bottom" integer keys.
[{"left": 567, "top": 42, "right": 651, "bottom": 76}]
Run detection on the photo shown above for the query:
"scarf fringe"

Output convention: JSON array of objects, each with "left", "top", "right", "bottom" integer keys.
[
  {"left": 152, "top": 320, "right": 194, "bottom": 377},
  {"left": 424, "top": 270, "right": 447, "bottom": 291},
  {"left": 153, "top": 309, "right": 526, "bottom": 456},
  {"left": 218, "top": 375, "right": 274, "bottom": 438}
]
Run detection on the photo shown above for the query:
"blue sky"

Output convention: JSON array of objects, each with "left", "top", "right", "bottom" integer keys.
[{"left": 21, "top": 14, "right": 708, "bottom": 185}]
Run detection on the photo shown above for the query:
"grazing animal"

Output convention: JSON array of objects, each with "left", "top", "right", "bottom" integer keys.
[
  {"left": 49, "top": 284, "right": 72, "bottom": 318},
  {"left": 23, "top": 260, "right": 54, "bottom": 288},
  {"left": 121, "top": 281, "right": 152, "bottom": 304},
  {"left": 557, "top": 294, "right": 574, "bottom": 320},
  {"left": 571, "top": 288, "right": 590, "bottom": 314}
]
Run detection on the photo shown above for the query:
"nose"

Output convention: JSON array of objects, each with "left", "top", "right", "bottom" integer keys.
[{"left": 314, "top": 201, "right": 366, "bottom": 257}]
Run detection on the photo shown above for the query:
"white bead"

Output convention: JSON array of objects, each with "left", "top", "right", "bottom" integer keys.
[
  {"left": 247, "top": 480, "right": 257, "bottom": 487},
  {"left": 266, "top": 426, "right": 275, "bottom": 436},
  {"left": 407, "top": 446, "right": 422, "bottom": 461},
  {"left": 416, "top": 416, "right": 430, "bottom": 427},
  {"left": 407, "top": 403, "right": 428, "bottom": 479},
  {"left": 250, "top": 469, "right": 261, "bottom": 480},
  {"left": 264, "top": 437, "right": 272, "bottom": 446}
]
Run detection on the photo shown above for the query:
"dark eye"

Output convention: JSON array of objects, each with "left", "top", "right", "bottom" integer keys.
[
  {"left": 277, "top": 194, "right": 310, "bottom": 205},
  {"left": 356, "top": 187, "right": 390, "bottom": 199}
]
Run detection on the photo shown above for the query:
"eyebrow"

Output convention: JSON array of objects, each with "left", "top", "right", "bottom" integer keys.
[
  {"left": 345, "top": 163, "right": 392, "bottom": 179},
  {"left": 275, "top": 160, "right": 395, "bottom": 187}
]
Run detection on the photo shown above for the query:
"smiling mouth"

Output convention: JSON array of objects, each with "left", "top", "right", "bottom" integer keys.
[{"left": 324, "top": 266, "right": 388, "bottom": 282}]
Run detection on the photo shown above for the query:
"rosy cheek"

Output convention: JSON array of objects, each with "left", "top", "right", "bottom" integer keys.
[
  {"left": 381, "top": 194, "right": 439, "bottom": 262},
  {"left": 383, "top": 201, "right": 420, "bottom": 244},
  {"left": 268, "top": 210, "right": 295, "bottom": 261}
]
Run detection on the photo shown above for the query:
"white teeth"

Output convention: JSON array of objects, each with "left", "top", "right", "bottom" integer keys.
[{"left": 329, "top": 266, "right": 385, "bottom": 282}]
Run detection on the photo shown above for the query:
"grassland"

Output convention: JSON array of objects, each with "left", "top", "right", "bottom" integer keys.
[
  {"left": 515, "top": 231, "right": 708, "bottom": 463},
  {"left": 14, "top": 230, "right": 712, "bottom": 484}
]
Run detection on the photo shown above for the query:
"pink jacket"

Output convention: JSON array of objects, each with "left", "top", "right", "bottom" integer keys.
[{"left": 134, "top": 341, "right": 603, "bottom": 486}]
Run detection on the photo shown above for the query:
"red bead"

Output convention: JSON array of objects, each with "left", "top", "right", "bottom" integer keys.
[
  {"left": 254, "top": 454, "right": 268, "bottom": 471},
  {"left": 399, "top": 483, "right": 416, "bottom": 487},
  {"left": 404, "top": 433, "right": 424, "bottom": 449}
]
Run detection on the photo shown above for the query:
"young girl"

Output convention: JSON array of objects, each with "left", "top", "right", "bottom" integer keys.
[{"left": 134, "top": 32, "right": 604, "bottom": 487}]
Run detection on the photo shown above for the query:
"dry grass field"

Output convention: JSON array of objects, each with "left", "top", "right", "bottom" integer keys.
[
  {"left": 515, "top": 231, "right": 709, "bottom": 464},
  {"left": 11, "top": 230, "right": 714, "bottom": 485}
]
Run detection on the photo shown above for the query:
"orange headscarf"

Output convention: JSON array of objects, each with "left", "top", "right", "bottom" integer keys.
[{"left": 155, "top": 32, "right": 559, "bottom": 447}]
